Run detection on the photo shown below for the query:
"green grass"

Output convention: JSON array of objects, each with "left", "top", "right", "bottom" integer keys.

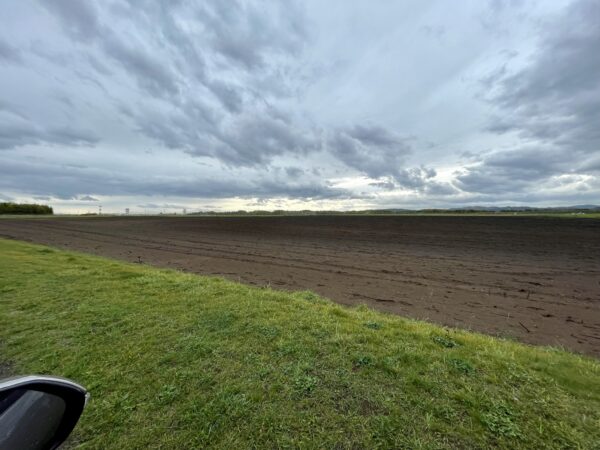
[{"left": 0, "top": 239, "right": 598, "bottom": 449}]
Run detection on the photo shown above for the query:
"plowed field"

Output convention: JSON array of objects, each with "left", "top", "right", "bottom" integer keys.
[{"left": 1, "top": 215, "right": 598, "bottom": 356}]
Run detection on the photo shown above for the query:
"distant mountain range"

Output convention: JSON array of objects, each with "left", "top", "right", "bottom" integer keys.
[
  {"left": 187, "top": 205, "right": 600, "bottom": 216},
  {"left": 443, "top": 205, "right": 600, "bottom": 212}
]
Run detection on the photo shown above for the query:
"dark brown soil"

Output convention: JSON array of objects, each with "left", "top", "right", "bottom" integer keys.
[{"left": 1, "top": 216, "right": 599, "bottom": 356}]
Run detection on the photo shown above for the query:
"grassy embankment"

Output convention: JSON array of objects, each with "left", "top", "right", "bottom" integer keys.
[{"left": 0, "top": 238, "right": 598, "bottom": 449}]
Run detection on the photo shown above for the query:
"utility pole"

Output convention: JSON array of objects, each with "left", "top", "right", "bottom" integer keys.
[{"left": 98, "top": 205, "right": 102, "bottom": 215}]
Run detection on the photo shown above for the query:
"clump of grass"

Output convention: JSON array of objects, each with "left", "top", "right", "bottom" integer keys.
[{"left": 0, "top": 238, "right": 599, "bottom": 449}]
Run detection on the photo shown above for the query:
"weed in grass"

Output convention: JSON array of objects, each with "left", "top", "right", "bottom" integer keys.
[
  {"left": 292, "top": 373, "right": 319, "bottom": 395},
  {"left": 114, "top": 393, "right": 137, "bottom": 413},
  {"left": 449, "top": 358, "right": 475, "bottom": 375},
  {"left": 433, "top": 335, "right": 458, "bottom": 348},
  {"left": 364, "top": 321, "right": 383, "bottom": 330},
  {"left": 481, "top": 403, "right": 522, "bottom": 439},
  {"left": 354, "top": 356, "right": 373, "bottom": 368},
  {"left": 157, "top": 384, "right": 179, "bottom": 405},
  {"left": 298, "top": 291, "right": 319, "bottom": 302},
  {"left": 334, "top": 367, "right": 351, "bottom": 384}
]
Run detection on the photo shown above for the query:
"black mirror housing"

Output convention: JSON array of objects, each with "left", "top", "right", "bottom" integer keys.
[{"left": 0, "top": 376, "right": 88, "bottom": 450}]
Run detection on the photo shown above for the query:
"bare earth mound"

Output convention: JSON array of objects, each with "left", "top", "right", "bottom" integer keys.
[{"left": 1, "top": 215, "right": 598, "bottom": 356}]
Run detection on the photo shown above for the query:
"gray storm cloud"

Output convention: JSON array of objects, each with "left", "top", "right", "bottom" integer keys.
[
  {"left": 0, "top": 0, "right": 598, "bottom": 210},
  {"left": 459, "top": 0, "right": 600, "bottom": 196}
]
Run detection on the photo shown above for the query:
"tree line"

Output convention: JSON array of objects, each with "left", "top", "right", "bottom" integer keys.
[{"left": 0, "top": 202, "right": 54, "bottom": 215}]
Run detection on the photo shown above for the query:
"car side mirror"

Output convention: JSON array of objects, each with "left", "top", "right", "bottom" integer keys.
[{"left": 0, "top": 376, "right": 88, "bottom": 450}]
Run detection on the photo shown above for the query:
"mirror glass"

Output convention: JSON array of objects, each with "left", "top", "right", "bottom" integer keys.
[{"left": 0, "top": 388, "right": 66, "bottom": 450}]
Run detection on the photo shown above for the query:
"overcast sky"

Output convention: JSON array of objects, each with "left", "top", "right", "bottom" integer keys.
[{"left": 1, "top": 0, "right": 599, "bottom": 213}]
